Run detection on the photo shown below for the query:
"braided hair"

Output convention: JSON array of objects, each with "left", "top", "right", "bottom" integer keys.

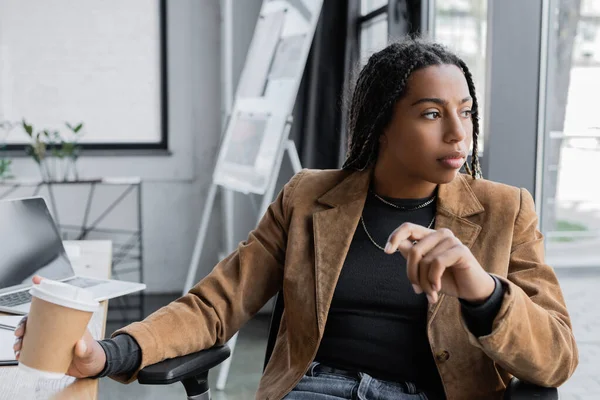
[{"left": 342, "top": 39, "right": 482, "bottom": 179}]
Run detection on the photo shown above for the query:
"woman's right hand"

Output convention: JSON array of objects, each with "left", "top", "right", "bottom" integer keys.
[
  {"left": 13, "top": 316, "right": 107, "bottom": 378},
  {"left": 12, "top": 275, "right": 107, "bottom": 379}
]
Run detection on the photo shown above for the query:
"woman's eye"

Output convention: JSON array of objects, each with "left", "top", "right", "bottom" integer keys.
[
  {"left": 460, "top": 109, "right": 473, "bottom": 118},
  {"left": 423, "top": 111, "right": 441, "bottom": 120}
]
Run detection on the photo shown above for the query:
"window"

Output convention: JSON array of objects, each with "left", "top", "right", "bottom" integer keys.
[
  {"left": 361, "top": 0, "right": 388, "bottom": 15},
  {"left": 0, "top": 0, "right": 167, "bottom": 150},
  {"left": 539, "top": 0, "right": 600, "bottom": 266},
  {"left": 359, "top": 1, "right": 389, "bottom": 64},
  {"left": 432, "top": 0, "right": 487, "bottom": 152}
]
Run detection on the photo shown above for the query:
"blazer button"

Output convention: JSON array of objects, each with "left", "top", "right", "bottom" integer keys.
[{"left": 435, "top": 350, "right": 450, "bottom": 362}]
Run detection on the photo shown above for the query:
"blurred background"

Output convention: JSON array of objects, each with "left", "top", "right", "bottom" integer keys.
[{"left": 0, "top": 0, "right": 598, "bottom": 399}]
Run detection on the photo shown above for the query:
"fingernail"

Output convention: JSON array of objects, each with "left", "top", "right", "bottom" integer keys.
[
  {"left": 384, "top": 242, "right": 392, "bottom": 253},
  {"left": 14, "top": 338, "right": 21, "bottom": 345},
  {"left": 426, "top": 293, "right": 435, "bottom": 303},
  {"left": 15, "top": 351, "right": 19, "bottom": 359},
  {"left": 412, "top": 284, "right": 423, "bottom": 294},
  {"left": 432, "top": 283, "right": 439, "bottom": 292},
  {"left": 81, "top": 341, "right": 87, "bottom": 353}
]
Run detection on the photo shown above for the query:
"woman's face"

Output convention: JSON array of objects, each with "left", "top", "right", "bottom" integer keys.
[{"left": 377, "top": 64, "right": 473, "bottom": 185}]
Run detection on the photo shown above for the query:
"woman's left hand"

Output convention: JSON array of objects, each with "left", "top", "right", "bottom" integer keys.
[{"left": 385, "top": 223, "right": 495, "bottom": 304}]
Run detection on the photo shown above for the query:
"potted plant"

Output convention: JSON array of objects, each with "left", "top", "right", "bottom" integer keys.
[
  {"left": 22, "top": 119, "right": 85, "bottom": 182},
  {"left": 22, "top": 119, "right": 51, "bottom": 181},
  {"left": 60, "top": 122, "right": 84, "bottom": 181},
  {"left": 0, "top": 121, "right": 15, "bottom": 180}
]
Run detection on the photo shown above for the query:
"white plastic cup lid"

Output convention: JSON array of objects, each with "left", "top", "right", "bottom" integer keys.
[{"left": 29, "top": 279, "right": 99, "bottom": 312}]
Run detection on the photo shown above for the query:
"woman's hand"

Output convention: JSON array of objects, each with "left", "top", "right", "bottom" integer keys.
[
  {"left": 385, "top": 223, "right": 495, "bottom": 304},
  {"left": 12, "top": 275, "right": 107, "bottom": 379}
]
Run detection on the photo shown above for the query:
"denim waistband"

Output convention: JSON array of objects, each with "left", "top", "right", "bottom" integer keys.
[{"left": 306, "top": 362, "right": 424, "bottom": 396}]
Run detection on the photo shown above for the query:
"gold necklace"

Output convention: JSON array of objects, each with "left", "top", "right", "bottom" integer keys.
[{"left": 360, "top": 214, "right": 436, "bottom": 251}]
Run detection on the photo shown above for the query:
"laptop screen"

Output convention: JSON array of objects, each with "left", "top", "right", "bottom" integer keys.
[{"left": 0, "top": 197, "right": 74, "bottom": 290}]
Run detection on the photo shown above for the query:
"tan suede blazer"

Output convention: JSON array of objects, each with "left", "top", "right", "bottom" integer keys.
[{"left": 114, "top": 169, "right": 578, "bottom": 399}]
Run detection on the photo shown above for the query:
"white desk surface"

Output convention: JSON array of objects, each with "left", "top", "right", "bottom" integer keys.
[{"left": 0, "top": 240, "right": 112, "bottom": 400}]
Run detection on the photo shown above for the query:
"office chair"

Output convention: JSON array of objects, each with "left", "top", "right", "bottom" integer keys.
[{"left": 138, "top": 293, "right": 559, "bottom": 400}]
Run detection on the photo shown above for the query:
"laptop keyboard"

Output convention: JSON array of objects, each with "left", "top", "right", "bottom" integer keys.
[
  {"left": 0, "top": 278, "right": 102, "bottom": 307},
  {"left": 0, "top": 291, "right": 32, "bottom": 307}
]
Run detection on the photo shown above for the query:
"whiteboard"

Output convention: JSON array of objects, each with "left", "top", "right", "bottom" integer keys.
[
  {"left": 0, "top": 0, "right": 162, "bottom": 144},
  {"left": 213, "top": 0, "right": 323, "bottom": 194}
]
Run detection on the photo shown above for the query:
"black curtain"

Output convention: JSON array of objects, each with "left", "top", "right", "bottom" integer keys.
[{"left": 289, "top": 1, "right": 349, "bottom": 170}]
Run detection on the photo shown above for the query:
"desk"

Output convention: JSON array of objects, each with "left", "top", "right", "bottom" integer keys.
[{"left": 0, "top": 240, "right": 112, "bottom": 400}]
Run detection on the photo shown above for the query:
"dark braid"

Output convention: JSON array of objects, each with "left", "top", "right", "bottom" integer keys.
[
  {"left": 343, "top": 38, "right": 482, "bottom": 179},
  {"left": 457, "top": 59, "right": 482, "bottom": 178}
]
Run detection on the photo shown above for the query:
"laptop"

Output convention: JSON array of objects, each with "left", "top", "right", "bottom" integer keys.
[{"left": 0, "top": 197, "right": 146, "bottom": 315}]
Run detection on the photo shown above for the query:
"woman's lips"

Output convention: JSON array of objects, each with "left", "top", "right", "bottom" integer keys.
[{"left": 437, "top": 157, "right": 465, "bottom": 169}]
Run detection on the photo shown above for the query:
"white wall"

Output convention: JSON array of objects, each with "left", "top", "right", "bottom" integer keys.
[{"left": 7, "top": 0, "right": 223, "bottom": 293}]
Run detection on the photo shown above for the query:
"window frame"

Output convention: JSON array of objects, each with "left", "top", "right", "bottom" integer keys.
[
  {"left": 357, "top": 3, "right": 388, "bottom": 61},
  {"left": 359, "top": 4, "right": 388, "bottom": 25}
]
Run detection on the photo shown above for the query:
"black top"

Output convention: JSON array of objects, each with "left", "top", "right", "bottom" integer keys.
[
  {"left": 95, "top": 333, "right": 141, "bottom": 380},
  {"left": 97, "top": 191, "right": 505, "bottom": 400},
  {"left": 315, "top": 191, "right": 445, "bottom": 397}
]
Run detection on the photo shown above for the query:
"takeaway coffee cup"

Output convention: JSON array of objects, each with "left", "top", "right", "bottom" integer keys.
[{"left": 18, "top": 279, "right": 99, "bottom": 379}]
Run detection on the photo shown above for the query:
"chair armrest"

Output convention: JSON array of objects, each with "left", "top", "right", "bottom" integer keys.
[
  {"left": 138, "top": 345, "right": 231, "bottom": 385},
  {"left": 504, "top": 377, "right": 558, "bottom": 400}
]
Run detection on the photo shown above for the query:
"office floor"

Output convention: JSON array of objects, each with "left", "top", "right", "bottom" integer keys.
[
  {"left": 99, "top": 269, "right": 599, "bottom": 400},
  {"left": 554, "top": 268, "right": 600, "bottom": 400}
]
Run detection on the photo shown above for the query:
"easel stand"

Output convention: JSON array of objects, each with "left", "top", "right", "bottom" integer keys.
[{"left": 183, "top": 123, "right": 302, "bottom": 390}]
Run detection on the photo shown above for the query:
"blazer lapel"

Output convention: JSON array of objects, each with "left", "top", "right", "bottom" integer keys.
[
  {"left": 428, "top": 174, "right": 485, "bottom": 319},
  {"left": 313, "top": 170, "right": 370, "bottom": 333},
  {"left": 435, "top": 174, "right": 485, "bottom": 248}
]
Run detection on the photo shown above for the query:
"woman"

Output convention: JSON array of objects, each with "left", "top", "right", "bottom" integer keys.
[{"left": 14, "top": 39, "right": 577, "bottom": 399}]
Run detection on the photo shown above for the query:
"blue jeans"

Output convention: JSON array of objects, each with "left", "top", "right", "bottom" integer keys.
[{"left": 284, "top": 362, "right": 428, "bottom": 399}]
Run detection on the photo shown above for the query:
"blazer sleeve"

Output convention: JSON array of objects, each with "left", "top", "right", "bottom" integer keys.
[
  {"left": 461, "top": 188, "right": 578, "bottom": 387},
  {"left": 108, "top": 171, "right": 305, "bottom": 383}
]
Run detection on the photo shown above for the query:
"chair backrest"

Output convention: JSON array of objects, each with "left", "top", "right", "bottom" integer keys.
[{"left": 263, "top": 291, "right": 285, "bottom": 370}]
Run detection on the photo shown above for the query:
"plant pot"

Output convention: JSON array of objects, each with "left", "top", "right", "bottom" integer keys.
[
  {"left": 37, "top": 158, "right": 52, "bottom": 182},
  {"left": 62, "top": 157, "right": 79, "bottom": 181},
  {"left": 38, "top": 157, "right": 79, "bottom": 182}
]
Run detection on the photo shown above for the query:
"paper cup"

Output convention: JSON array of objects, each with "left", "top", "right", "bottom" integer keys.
[{"left": 19, "top": 279, "right": 99, "bottom": 379}]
